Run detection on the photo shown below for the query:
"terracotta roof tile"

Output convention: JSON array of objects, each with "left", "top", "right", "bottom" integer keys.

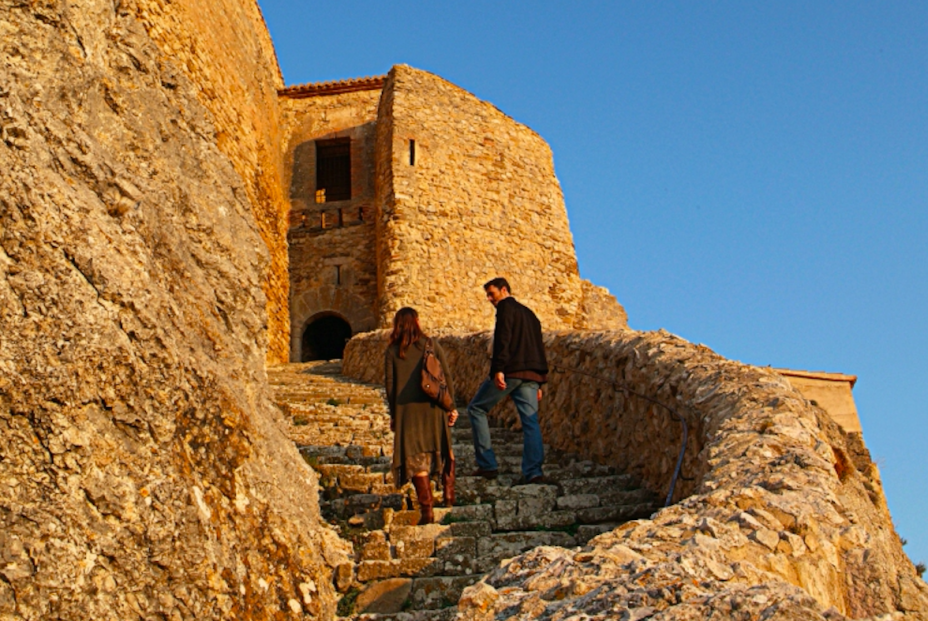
[
  {"left": 774, "top": 368, "right": 857, "bottom": 388},
  {"left": 279, "top": 76, "right": 386, "bottom": 99}
]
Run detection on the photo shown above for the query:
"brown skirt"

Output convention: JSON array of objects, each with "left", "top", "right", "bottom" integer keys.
[
  {"left": 405, "top": 451, "right": 442, "bottom": 479},
  {"left": 395, "top": 443, "right": 454, "bottom": 488}
]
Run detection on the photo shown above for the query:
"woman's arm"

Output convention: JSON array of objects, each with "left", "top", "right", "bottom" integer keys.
[
  {"left": 384, "top": 347, "right": 396, "bottom": 418},
  {"left": 434, "top": 341, "right": 459, "bottom": 425},
  {"left": 434, "top": 340, "right": 455, "bottom": 405}
]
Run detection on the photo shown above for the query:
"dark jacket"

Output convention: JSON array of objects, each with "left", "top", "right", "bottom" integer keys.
[
  {"left": 490, "top": 297, "right": 548, "bottom": 379},
  {"left": 384, "top": 339, "right": 454, "bottom": 485}
]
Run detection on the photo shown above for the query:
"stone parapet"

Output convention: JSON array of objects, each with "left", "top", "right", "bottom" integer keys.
[
  {"left": 344, "top": 329, "right": 928, "bottom": 617},
  {"left": 577, "top": 278, "right": 628, "bottom": 329},
  {"left": 776, "top": 368, "right": 862, "bottom": 434}
]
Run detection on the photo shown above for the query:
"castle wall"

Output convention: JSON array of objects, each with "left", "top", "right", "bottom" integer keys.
[
  {"left": 280, "top": 89, "right": 381, "bottom": 360},
  {"left": 134, "top": 0, "right": 291, "bottom": 364},
  {"left": 375, "top": 65, "right": 622, "bottom": 331}
]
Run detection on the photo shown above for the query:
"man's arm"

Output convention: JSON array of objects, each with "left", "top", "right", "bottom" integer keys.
[{"left": 490, "top": 302, "right": 513, "bottom": 383}]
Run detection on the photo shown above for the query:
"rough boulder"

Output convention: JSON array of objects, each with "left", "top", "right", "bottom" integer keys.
[{"left": 0, "top": 0, "right": 348, "bottom": 618}]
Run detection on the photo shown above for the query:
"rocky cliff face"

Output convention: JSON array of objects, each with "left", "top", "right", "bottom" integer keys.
[
  {"left": 133, "top": 0, "right": 292, "bottom": 366},
  {"left": 0, "top": 1, "right": 347, "bottom": 618}
]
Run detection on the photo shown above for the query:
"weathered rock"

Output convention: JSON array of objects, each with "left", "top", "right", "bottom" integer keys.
[
  {"left": 0, "top": 0, "right": 348, "bottom": 618},
  {"left": 134, "top": 0, "right": 291, "bottom": 364},
  {"left": 355, "top": 578, "right": 413, "bottom": 614}
]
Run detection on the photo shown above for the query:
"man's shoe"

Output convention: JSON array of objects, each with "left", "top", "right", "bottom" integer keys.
[
  {"left": 512, "top": 474, "right": 550, "bottom": 487},
  {"left": 471, "top": 468, "right": 498, "bottom": 480}
]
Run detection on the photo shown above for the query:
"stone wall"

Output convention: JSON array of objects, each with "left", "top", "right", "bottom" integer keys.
[
  {"left": 0, "top": 1, "right": 348, "bottom": 618},
  {"left": 344, "top": 329, "right": 700, "bottom": 502},
  {"left": 577, "top": 279, "right": 629, "bottom": 329},
  {"left": 281, "top": 88, "right": 382, "bottom": 360},
  {"left": 343, "top": 330, "right": 928, "bottom": 618},
  {"left": 373, "top": 65, "right": 626, "bottom": 332},
  {"left": 134, "top": 0, "right": 291, "bottom": 364}
]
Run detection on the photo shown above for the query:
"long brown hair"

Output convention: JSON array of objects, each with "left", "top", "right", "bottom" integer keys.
[{"left": 389, "top": 307, "right": 424, "bottom": 359}]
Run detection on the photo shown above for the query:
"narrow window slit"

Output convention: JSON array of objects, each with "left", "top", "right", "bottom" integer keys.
[{"left": 409, "top": 139, "right": 416, "bottom": 166}]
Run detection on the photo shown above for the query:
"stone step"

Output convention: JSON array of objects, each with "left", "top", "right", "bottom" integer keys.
[
  {"left": 353, "top": 606, "right": 459, "bottom": 621},
  {"left": 271, "top": 382, "right": 382, "bottom": 391},
  {"left": 287, "top": 411, "right": 388, "bottom": 423},
  {"left": 557, "top": 473, "right": 639, "bottom": 495},
  {"left": 281, "top": 396, "right": 386, "bottom": 406},
  {"left": 270, "top": 361, "right": 663, "bottom": 619},
  {"left": 299, "top": 447, "right": 393, "bottom": 467},
  {"left": 347, "top": 574, "right": 481, "bottom": 616},
  {"left": 475, "top": 530, "right": 577, "bottom": 570},
  {"left": 358, "top": 523, "right": 585, "bottom": 577},
  {"left": 450, "top": 427, "right": 522, "bottom": 445}
]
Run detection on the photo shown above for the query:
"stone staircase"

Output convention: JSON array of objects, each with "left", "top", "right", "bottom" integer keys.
[{"left": 267, "top": 361, "right": 661, "bottom": 620}]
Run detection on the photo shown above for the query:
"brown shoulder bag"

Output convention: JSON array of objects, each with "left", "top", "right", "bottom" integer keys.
[{"left": 421, "top": 338, "right": 454, "bottom": 411}]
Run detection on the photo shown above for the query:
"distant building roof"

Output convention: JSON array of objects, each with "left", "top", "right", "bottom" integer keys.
[
  {"left": 774, "top": 367, "right": 861, "bottom": 433},
  {"left": 279, "top": 76, "right": 386, "bottom": 99},
  {"left": 774, "top": 368, "right": 857, "bottom": 389}
]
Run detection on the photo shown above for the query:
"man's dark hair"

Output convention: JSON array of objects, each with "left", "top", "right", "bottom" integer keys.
[{"left": 483, "top": 277, "right": 511, "bottom": 294}]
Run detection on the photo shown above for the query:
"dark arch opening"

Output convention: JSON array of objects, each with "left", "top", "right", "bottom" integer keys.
[{"left": 302, "top": 315, "right": 352, "bottom": 362}]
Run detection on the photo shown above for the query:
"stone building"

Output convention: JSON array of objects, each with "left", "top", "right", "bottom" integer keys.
[{"left": 280, "top": 66, "right": 627, "bottom": 362}]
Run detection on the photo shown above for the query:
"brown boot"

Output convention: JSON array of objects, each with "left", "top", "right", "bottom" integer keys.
[
  {"left": 441, "top": 459, "right": 456, "bottom": 508},
  {"left": 412, "top": 475, "right": 434, "bottom": 525}
]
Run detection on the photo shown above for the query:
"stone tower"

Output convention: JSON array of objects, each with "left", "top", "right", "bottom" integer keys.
[{"left": 280, "top": 65, "right": 627, "bottom": 362}]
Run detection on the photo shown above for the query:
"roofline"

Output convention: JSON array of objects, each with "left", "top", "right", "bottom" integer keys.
[
  {"left": 279, "top": 76, "right": 386, "bottom": 99},
  {"left": 774, "top": 368, "right": 857, "bottom": 388}
]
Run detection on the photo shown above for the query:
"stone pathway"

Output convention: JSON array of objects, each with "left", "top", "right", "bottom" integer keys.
[{"left": 268, "top": 361, "right": 660, "bottom": 620}]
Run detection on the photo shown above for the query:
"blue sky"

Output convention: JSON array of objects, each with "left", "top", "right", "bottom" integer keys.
[{"left": 257, "top": 1, "right": 928, "bottom": 566}]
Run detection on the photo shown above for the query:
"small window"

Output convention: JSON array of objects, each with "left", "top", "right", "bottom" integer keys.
[
  {"left": 409, "top": 139, "right": 416, "bottom": 166},
  {"left": 316, "top": 139, "right": 351, "bottom": 202}
]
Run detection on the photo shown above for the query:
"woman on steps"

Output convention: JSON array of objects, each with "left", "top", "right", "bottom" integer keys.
[{"left": 385, "top": 307, "right": 459, "bottom": 525}]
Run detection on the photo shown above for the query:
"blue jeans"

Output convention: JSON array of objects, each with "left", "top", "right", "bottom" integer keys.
[{"left": 466, "top": 377, "right": 544, "bottom": 480}]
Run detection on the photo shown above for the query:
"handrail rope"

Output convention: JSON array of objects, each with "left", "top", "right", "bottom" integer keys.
[{"left": 550, "top": 362, "right": 689, "bottom": 507}]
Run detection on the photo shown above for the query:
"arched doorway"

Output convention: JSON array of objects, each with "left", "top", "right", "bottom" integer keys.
[{"left": 301, "top": 314, "right": 352, "bottom": 361}]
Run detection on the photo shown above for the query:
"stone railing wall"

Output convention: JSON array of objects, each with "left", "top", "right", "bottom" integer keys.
[
  {"left": 344, "top": 329, "right": 701, "bottom": 503},
  {"left": 344, "top": 329, "right": 928, "bottom": 617}
]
